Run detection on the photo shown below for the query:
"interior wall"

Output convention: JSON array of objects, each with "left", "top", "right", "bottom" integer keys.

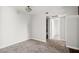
[
  {"left": 65, "top": 16, "right": 78, "bottom": 47},
  {"left": 30, "top": 14, "right": 46, "bottom": 42},
  {"left": 0, "top": 8, "right": 1, "bottom": 47},
  {"left": 77, "top": 18, "right": 79, "bottom": 48},
  {"left": 30, "top": 6, "right": 78, "bottom": 42},
  {"left": 0, "top": 7, "right": 30, "bottom": 48},
  {"left": 65, "top": 15, "right": 79, "bottom": 48}
]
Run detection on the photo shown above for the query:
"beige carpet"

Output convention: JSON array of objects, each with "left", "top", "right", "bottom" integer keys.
[{"left": 0, "top": 39, "right": 69, "bottom": 53}]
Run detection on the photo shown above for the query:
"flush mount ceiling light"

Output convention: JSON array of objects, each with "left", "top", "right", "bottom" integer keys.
[{"left": 25, "top": 6, "right": 32, "bottom": 12}]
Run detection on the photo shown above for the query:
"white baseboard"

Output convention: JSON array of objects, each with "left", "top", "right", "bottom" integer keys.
[
  {"left": 66, "top": 45, "right": 79, "bottom": 50},
  {"left": 29, "top": 38, "right": 46, "bottom": 42}
]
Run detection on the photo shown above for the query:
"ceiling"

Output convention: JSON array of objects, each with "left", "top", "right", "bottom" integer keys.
[{"left": 14, "top": 6, "right": 78, "bottom": 15}]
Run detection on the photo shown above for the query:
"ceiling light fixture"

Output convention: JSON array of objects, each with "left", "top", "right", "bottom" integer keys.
[{"left": 26, "top": 6, "right": 32, "bottom": 12}]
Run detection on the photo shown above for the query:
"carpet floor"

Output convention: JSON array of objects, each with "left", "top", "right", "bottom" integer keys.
[{"left": 0, "top": 39, "right": 69, "bottom": 53}]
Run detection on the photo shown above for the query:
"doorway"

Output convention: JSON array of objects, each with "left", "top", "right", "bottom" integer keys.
[{"left": 46, "top": 16, "right": 62, "bottom": 40}]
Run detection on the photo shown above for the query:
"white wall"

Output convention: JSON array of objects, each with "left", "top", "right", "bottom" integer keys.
[
  {"left": 0, "top": 7, "right": 30, "bottom": 48},
  {"left": 77, "top": 18, "right": 79, "bottom": 48},
  {"left": 30, "top": 14, "right": 46, "bottom": 42},
  {"left": 60, "top": 17, "right": 65, "bottom": 40},
  {"left": 0, "top": 8, "right": 1, "bottom": 46},
  {"left": 65, "top": 15, "right": 79, "bottom": 48},
  {"left": 30, "top": 6, "right": 78, "bottom": 42}
]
